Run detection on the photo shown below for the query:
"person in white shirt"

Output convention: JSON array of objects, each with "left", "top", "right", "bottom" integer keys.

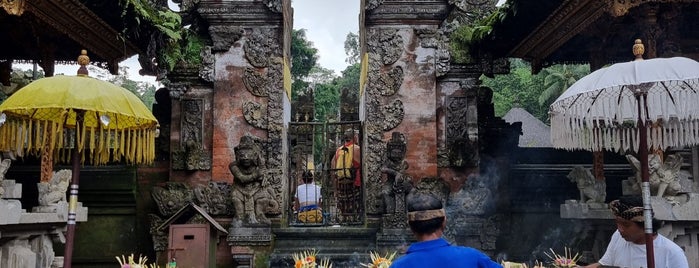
[
  {"left": 294, "top": 170, "right": 323, "bottom": 223},
  {"left": 581, "top": 195, "right": 688, "bottom": 268}
]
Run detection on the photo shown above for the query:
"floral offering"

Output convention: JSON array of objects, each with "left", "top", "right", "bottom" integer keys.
[
  {"left": 360, "top": 251, "right": 396, "bottom": 268},
  {"left": 115, "top": 254, "right": 164, "bottom": 268},
  {"left": 292, "top": 249, "right": 333, "bottom": 268},
  {"left": 544, "top": 247, "right": 581, "bottom": 268}
]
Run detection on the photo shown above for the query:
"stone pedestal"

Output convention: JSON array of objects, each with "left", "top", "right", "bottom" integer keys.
[
  {"left": 1, "top": 181, "right": 86, "bottom": 268},
  {"left": 32, "top": 201, "right": 89, "bottom": 222},
  {"left": 376, "top": 228, "right": 413, "bottom": 250},
  {"left": 559, "top": 200, "right": 612, "bottom": 219},
  {"left": 652, "top": 193, "right": 699, "bottom": 221},
  {"left": 227, "top": 226, "right": 272, "bottom": 247},
  {"left": 0, "top": 199, "right": 24, "bottom": 224},
  {"left": 230, "top": 246, "right": 254, "bottom": 268},
  {"left": 1, "top": 179, "right": 22, "bottom": 199}
]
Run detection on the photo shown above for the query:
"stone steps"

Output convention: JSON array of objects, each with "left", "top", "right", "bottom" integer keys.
[{"left": 270, "top": 227, "right": 378, "bottom": 267}]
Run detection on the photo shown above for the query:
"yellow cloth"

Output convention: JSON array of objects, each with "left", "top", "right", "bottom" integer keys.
[
  {"left": 335, "top": 143, "right": 357, "bottom": 178},
  {"left": 298, "top": 209, "right": 323, "bottom": 223}
]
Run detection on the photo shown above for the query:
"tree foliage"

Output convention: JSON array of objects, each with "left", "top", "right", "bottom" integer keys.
[
  {"left": 481, "top": 59, "right": 589, "bottom": 123},
  {"left": 291, "top": 29, "right": 320, "bottom": 99},
  {"left": 538, "top": 64, "right": 589, "bottom": 106},
  {"left": 89, "top": 65, "right": 157, "bottom": 111},
  {"left": 344, "top": 32, "right": 360, "bottom": 65}
]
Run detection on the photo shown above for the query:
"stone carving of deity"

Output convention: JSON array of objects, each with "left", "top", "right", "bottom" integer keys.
[
  {"left": 229, "top": 135, "right": 279, "bottom": 226},
  {"left": 381, "top": 132, "right": 412, "bottom": 214},
  {"left": 626, "top": 153, "right": 684, "bottom": 198},
  {"left": 37, "top": 169, "right": 71, "bottom": 206}
]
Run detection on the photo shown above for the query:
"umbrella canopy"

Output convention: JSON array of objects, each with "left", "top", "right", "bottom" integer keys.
[
  {"left": 0, "top": 50, "right": 158, "bottom": 268},
  {"left": 551, "top": 56, "right": 699, "bottom": 152},
  {"left": 550, "top": 40, "right": 699, "bottom": 268},
  {"left": 0, "top": 74, "right": 158, "bottom": 164}
]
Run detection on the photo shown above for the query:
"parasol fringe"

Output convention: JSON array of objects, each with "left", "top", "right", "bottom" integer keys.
[
  {"left": 0, "top": 115, "right": 156, "bottom": 166},
  {"left": 89, "top": 126, "right": 95, "bottom": 160}
]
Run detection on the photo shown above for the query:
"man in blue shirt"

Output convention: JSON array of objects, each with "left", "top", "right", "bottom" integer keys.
[{"left": 390, "top": 193, "right": 502, "bottom": 268}]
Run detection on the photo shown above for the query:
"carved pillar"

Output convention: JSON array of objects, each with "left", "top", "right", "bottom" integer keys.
[
  {"left": 197, "top": 0, "right": 289, "bottom": 250},
  {"left": 362, "top": 0, "right": 450, "bottom": 215}
]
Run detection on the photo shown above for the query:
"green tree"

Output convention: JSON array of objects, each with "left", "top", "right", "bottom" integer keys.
[
  {"left": 344, "top": 32, "right": 360, "bottom": 65},
  {"left": 291, "top": 29, "right": 319, "bottom": 99},
  {"left": 482, "top": 59, "right": 547, "bottom": 121},
  {"left": 88, "top": 65, "right": 157, "bottom": 111},
  {"left": 538, "top": 64, "right": 589, "bottom": 107},
  {"left": 307, "top": 66, "right": 337, "bottom": 86}
]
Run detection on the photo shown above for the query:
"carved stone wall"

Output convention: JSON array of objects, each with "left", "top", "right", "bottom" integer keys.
[
  {"left": 198, "top": 0, "right": 289, "bottom": 221},
  {"left": 362, "top": 1, "right": 450, "bottom": 215}
]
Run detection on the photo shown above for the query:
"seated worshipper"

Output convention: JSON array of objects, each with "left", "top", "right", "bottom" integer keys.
[
  {"left": 580, "top": 195, "right": 688, "bottom": 268},
  {"left": 294, "top": 170, "right": 323, "bottom": 223},
  {"left": 390, "top": 193, "right": 501, "bottom": 268}
]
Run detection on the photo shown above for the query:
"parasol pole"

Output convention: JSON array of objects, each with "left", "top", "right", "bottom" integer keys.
[
  {"left": 632, "top": 38, "right": 655, "bottom": 268},
  {"left": 63, "top": 114, "right": 82, "bottom": 268},
  {"left": 63, "top": 50, "right": 90, "bottom": 268},
  {"left": 636, "top": 93, "right": 655, "bottom": 268}
]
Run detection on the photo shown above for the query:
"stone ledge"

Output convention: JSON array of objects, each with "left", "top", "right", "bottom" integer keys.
[{"left": 560, "top": 200, "right": 613, "bottom": 219}]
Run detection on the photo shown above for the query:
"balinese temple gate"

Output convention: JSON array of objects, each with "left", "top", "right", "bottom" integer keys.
[{"left": 147, "top": 0, "right": 515, "bottom": 267}]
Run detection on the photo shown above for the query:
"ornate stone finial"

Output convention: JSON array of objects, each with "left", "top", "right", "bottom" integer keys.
[
  {"left": 633, "top": 39, "right": 644, "bottom": 61},
  {"left": 0, "top": 0, "right": 26, "bottom": 16},
  {"left": 77, "top": 49, "right": 90, "bottom": 76}
]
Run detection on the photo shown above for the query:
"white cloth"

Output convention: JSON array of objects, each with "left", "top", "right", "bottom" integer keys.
[
  {"left": 599, "top": 230, "right": 688, "bottom": 268},
  {"left": 295, "top": 183, "right": 321, "bottom": 205}
]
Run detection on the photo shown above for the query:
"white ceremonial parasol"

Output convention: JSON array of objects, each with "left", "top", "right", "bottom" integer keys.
[{"left": 549, "top": 39, "right": 699, "bottom": 268}]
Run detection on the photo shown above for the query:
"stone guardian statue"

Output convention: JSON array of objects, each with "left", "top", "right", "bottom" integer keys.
[{"left": 229, "top": 135, "right": 278, "bottom": 226}]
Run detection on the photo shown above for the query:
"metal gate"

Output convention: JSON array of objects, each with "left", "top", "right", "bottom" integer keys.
[{"left": 287, "top": 121, "right": 363, "bottom": 226}]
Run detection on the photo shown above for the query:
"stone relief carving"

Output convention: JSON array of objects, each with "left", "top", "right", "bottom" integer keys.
[
  {"left": 416, "top": 28, "right": 451, "bottom": 77},
  {"left": 229, "top": 135, "right": 279, "bottom": 226},
  {"left": 0, "top": 157, "right": 8, "bottom": 198},
  {"left": 446, "top": 96, "right": 479, "bottom": 167},
  {"left": 167, "top": 82, "right": 188, "bottom": 100},
  {"left": 152, "top": 182, "right": 193, "bottom": 217},
  {"left": 209, "top": 25, "right": 244, "bottom": 52},
  {"left": 243, "top": 67, "right": 270, "bottom": 97},
  {"left": 410, "top": 178, "right": 450, "bottom": 206},
  {"left": 194, "top": 182, "right": 232, "bottom": 216},
  {"left": 365, "top": 0, "right": 384, "bottom": 10},
  {"left": 367, "top": 29, "right": 404, "bottom": 66},
  {"left": 449, "top": 0, "right": 497, "bottom": 23},
  {"left": 381, "top": 132, "right": 413, "bottom": 221},
  {"left": 243, "top": 101, "right": 268, "bottom": 130},
  {"left": 376, "top": 66, "right": 403, "bottom": 96},
  {"left": 173, "top": 99, "right": 211, "bottom": 170},
  {"left": 244, "top": 28, "right": 281, "bottom": 68},
  {"left": 381, "top": 99, "right": 404, "bottom": 131},
  {"left": 262, "top": 0, "right": 283, "bottom": 13},
  {"left": 199, "top": 46, "right": 215, "bottom": 82},
  {"left": 626, "top": 153, "right": 686, "bottom": 199},
  {"left": 567, "top": 166, "right": 606, "bottom": 204},
  {"left": 148, "top": 214, "right": 168, "bottom": 251},
  {"left": 364, "top": 92, "right": 388, "bottom": 214},
  {"left": 37, "top": 169, "right": 71, "bottom": 206}
]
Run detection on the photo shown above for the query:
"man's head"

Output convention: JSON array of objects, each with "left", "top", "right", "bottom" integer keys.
[
  {"left": 301, "top": 170, "right": 314, "bottom": 184},
  {"left": 406, "top": 193, "right": 446, "bottom": 236},
  {"left": 343, "top": 129, "right": 355, "bottom": 143},
  {"left": 610, "top": 195, "right": 661, "bottom": 244}
]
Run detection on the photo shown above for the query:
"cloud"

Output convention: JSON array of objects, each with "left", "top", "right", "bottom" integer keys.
[{"left": 292, "top": 0, "right": 360, "bottom": 75}]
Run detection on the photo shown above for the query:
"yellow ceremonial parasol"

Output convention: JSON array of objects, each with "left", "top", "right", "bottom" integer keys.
[{"left": 0, "top": 50, "right": 158, "bottom": 268}]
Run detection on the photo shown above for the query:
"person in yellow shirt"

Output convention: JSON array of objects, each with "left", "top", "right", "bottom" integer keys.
[{"left": 331, "top": 129, "right": 361, "bottom": 218}]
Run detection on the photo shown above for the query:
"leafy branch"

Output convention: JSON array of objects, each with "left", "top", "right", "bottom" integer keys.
[
  {"left": 450, "top": 5, "right": 509, "bottom": 63},
  {"left": 120, "top": 0, "right": 203, "bottom": 71}
]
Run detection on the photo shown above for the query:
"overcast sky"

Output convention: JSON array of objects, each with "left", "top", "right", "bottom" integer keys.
[{"left": 292, "top": 0, "right": 360, "bottom": 75}]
